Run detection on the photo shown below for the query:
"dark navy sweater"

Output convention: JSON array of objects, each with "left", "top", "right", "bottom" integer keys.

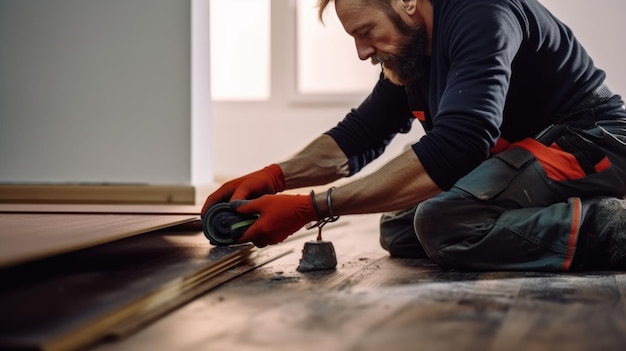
[{"left": 326, "top": 0, "right": 605, "bottom": 190}]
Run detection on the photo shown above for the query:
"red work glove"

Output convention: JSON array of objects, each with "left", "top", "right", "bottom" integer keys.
[
  {"left": 231, "top": 194, "right": 317, "bottom": 247},
  {"left": 201, "top": 164, "right": 286, "bottom": 216}
]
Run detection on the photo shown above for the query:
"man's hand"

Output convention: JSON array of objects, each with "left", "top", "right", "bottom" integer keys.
[
  {"left": 231, "top": 194, "right": 317, "bottom": 247},
  {"left": 201, "top": 164, "right": 286, "bottom": 216}
]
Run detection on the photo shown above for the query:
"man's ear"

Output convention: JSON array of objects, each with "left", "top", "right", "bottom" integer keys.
[{"left": 399, "top": 0, "right": 418, "bottom": 16}]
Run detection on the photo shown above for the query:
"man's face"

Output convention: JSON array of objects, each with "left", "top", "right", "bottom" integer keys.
[{"left": 335, "top": 0, "right": 428, "bottom": 85}]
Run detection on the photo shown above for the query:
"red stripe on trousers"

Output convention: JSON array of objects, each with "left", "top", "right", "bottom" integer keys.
[{"left": 562, "top": 197, "right": 582, "bottom": 271}]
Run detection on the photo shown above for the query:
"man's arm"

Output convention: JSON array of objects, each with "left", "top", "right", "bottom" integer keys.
[
  {"left": 314, "top": 148, "right": 442, "bottom": 216},
  {"left": 280, "top": 133, "right": 442, "bottom": 216},
  {"left": 233, "top": 146, "right": 442, "bottom": 247},
  {"left": 279, "top": 134, "right": 351, "bottom": 189}
]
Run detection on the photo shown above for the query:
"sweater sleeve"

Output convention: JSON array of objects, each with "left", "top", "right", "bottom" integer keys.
[
  {"left": 412, "top": 0, "right": 525, "bottom": 190},
  {"left": 325, "top": 73, "right": 416, "bottom": 176}
]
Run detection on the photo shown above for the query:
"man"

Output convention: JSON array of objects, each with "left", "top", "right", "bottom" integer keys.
[{"left": 203, "top": 0, "right": 626, "bottom": 271}]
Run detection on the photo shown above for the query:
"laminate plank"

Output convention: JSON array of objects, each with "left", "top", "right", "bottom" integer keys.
[
  {"left": 0, "top": 213, "right": 198, "bottom": 268},
  {"left": 0, "top": 203, "right": 201, "bottom": 215},
  {"left": 340, "top": 261, "right": 524, "bottom": 351},
  {"left": 490, "top": 272, "right": 626, "bottom": 351}
]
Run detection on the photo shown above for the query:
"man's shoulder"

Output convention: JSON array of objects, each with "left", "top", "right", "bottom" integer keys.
[
  {"left": 435, "top": 0, "right": 529, "bottom": 36},
  {"left": 436, "top": 0, "right": 526, "bottom": 15}
]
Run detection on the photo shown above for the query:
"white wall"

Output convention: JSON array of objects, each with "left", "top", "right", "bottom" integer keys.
[
  {"left": 212, "top": 0, "right": 626, "bottom": 180},
  {"left": 0, "top": 0, "right": 205, "bottom": 185}
]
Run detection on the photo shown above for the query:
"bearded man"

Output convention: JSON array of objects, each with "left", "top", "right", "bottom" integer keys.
[{"left": 202, "top": 0, "right": 626, "bottom": 271}]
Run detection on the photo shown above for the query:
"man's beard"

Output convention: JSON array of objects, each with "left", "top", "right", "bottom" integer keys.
[{"left": 371, "top": 26, "right": 428, "bottom": 86}]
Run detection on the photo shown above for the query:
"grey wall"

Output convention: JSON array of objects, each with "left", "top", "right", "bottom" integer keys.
[{"left": 0, "top": 0, "right": 192, "bottom": 185}]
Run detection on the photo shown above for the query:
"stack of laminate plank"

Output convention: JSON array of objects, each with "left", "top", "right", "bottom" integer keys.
[{"left": 0, "top": 205, "right": 291, "bottom": 351}]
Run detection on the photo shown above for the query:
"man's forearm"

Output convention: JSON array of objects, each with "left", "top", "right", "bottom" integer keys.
[
  {"left": 315, "top": 149, "right": 442, "bottom": 217},
  {"left": 278, "top": 134, "right": 351, "bottom": 190}
]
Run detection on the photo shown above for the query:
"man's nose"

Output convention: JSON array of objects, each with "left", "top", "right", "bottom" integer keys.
[{"left": 355, "top": 38, "right": 375, "bottom": 61}]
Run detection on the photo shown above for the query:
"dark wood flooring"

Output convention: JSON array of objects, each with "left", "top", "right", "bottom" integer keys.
[{"left": 91, "top": 214, "right": 626, "bottom": 351}]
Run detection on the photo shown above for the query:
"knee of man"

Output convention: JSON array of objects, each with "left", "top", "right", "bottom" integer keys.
[
  {"left": 414, "top": 197, "right": 447, "bottom": 264},
  {"left": 414, "top": 195, "right": 470, "bottom": 269}
]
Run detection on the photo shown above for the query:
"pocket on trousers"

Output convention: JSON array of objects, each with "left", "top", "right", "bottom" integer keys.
[{"left": 454, "top": 147, "right": 535, "bottom": 200}]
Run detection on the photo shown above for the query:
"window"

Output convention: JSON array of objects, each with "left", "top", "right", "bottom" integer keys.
[
  {"left": 209, "top": 0, "right": 379, "bottom": 101},
  {"left": 296, "top": 0, "right": 380, "bottom": 95},
  {"left": 209, "top": 0, "right": 271, "bottom": 100}
]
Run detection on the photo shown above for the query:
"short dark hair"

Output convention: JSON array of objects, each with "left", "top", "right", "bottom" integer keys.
[
  {"left": 317, "top": 0, "right": 413, "bottom": 36},
  {"left": 317, "top": 0, "right": 396, "bottom": 23}
]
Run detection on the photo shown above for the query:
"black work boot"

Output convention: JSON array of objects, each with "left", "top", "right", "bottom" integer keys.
[
  {"left": 379, "top": 206, "right": 428, "bottom": 258},
  {"left": 575, "top": 197, "right": 626, "bottom": 270}
]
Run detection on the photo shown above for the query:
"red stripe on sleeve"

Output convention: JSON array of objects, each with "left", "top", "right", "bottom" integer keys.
[
  {"left": 490, "top": 137, "right": 511, "bottom": 155},
  {"left": 412, "top": 111, "right": 426, "bottom": 121}
]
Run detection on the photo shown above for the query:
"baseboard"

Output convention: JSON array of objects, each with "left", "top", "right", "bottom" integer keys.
[{"left": 0, "top": 184, "right": 195, "bottom": 205}]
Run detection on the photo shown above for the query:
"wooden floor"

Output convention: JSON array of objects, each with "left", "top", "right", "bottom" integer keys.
[{"left": 87, "top": 213, "right": 626, "bottom": 351}]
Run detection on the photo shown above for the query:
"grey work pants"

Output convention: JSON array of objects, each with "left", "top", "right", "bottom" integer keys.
[{"left": 381, "top": 95, "right": 626, "bottom": 271}]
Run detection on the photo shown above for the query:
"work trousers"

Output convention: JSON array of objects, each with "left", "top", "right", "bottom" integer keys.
[{"left": 381, "top": 94, "right": 626, "bottom": 271}]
